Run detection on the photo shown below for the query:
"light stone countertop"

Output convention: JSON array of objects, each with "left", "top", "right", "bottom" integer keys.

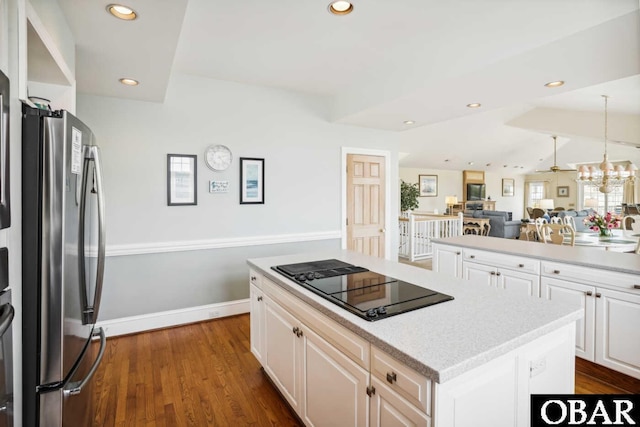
[
  {"left": 247, "top": 249, "right": 582, "bottom": 384},
  {"left": 433, "top": 235, "right": 640, "bottom": 275}
]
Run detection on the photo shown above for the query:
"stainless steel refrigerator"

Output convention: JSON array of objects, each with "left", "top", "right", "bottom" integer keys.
[{"left": 22, "top": 103, "right": 107, "bottom": 427}]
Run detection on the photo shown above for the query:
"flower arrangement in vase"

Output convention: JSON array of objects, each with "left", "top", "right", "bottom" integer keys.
[{"left": 584, "top": 212, "right": 622, "bottom": 237}]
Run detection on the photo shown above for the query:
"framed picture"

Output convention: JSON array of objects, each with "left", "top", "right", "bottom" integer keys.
[
  {"left": 419, "top": 175, "right": 437, "bottom": 197},
  {"left": 240, "top": 157, "right": 264, "bottom": 204},
  {"left": 167, "top": 154, "right": 197, "bottom": 206},
  {"left": 557, "top": 186, "right": 569, "bottom": 197},
  {"left": 209, "top": 180, "right": 229, "bottom": 193},
  {"left": 502, "top": 178, "right": 514, "bottom": 197}
]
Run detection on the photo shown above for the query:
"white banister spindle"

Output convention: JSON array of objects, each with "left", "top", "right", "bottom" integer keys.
[{"left": 398, "top": 214, "right": 464, "bottom": 261}]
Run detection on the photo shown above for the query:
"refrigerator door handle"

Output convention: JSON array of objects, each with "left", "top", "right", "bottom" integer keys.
[
  {"left": 79, "top": 145, "right": 106, "bottom": 325},
  {"left": 0, "top": 301, "right": 14, "bottom": 337},
  {"left": 63, "top": 327, "right": 106, "bottom": 397}
]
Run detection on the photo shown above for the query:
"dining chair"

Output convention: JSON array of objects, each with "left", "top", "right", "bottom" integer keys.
[
  {"left": 562, "top": 215, "right": 576, "bottom": 231},
  {"left": 534, "top": 217, "right": 548, "bottom": 242},
  {"left": 550, "top": 217, "right": 563, "bottom": 224},
  {"left": 531, "top": 208, "right": 546, "bottom": 219},
  {"left": 539, "top": 223, "right": 575, "bottom": 246}
]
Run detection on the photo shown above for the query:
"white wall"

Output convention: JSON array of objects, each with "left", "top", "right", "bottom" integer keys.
[
  {"left": 77, "top": 72, "right": 401, "bottom": 320},
  {"left": 399, "top": 167, "right": 526, "bottom": 219}
]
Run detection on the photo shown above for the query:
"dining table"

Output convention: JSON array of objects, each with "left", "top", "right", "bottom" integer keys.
[{"left": 571, "top": 229, "right": 640, "bottom": 252}]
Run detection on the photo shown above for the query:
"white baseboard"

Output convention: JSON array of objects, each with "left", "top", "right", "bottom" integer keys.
[{"left": 96, "top": 299, "right": 250, "bottom": 337}]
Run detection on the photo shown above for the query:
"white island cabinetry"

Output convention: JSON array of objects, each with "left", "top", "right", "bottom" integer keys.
[
  {"left": 433, "top": 236, "right": 640, "bottom": 380},
  {"left": 248, "top": 250, "right": 580, "bottom": 427}
]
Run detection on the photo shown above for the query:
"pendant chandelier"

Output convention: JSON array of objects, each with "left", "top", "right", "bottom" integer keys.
[{"left": 577, "top": 95, "right": 637, "bottom": 194}]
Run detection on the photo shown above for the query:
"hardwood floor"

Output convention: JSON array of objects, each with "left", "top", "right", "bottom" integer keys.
[
  {"left": 92, "top": 314, "right": 637, "bottom": 426},
  {"left": 92, "top": 315, "right": 301, "bottom": 427}
]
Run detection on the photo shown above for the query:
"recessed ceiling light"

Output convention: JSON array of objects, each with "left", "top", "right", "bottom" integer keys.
[
  {"left": 503, "top": 165, "right": 508, "bottom": 168},
  {"left": 486, "top": 163, "right": 491, "bottom": 167},
  {"left": 466, "top": 103, "right": 481, "bottom": 108},
  {"left": 468, "top": 162, "right": 474, "bottom": 165},
  {"left": 544, "top": 80, "right": 564, "bottom": 88},
  {"left": 107, "top": 4, "right": 137, "bottom": 20},
  {"left": 403, "top": 120, "right": 415, "bottom": 125},
  {"left": 119, "top": 78, "right": 139, "bottom": 86},
  {"left": 328, "top": 1, "right": 354, "bottom": 15},
  {"left": 444, "top": 159, "right": 450, "bottom": 162}
]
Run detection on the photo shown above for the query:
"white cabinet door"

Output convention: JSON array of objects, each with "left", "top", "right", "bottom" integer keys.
[
  {"left": 433, "top": 245, "right": 462, "bottom": 278},
  {"left": 370, "top": 377, "right": 428, "bottom": 427},
  {"left": 498, "top": 269, "right": 540, "bottom": 298},
  {"left": 264, "top": 296, "right": 302, "bottom": 413},
  {"left": 463, "top": 262, "right": 496, "bottom": 288},
  {"left": 595, "top": 287, "right": 640, "bottom": 379},
  {"left": 301, "top": 326, "right": 369, "bottom": 427},
  {"left": 541, "top": 277, "right": 595, "bottom": 360},
  {"left": 249, "top": 283, "right": 265, "bottom": 364}
]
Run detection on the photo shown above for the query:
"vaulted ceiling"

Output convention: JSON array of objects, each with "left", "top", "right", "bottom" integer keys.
[{"left": 57, "top": 0, "right": 640, "bottom": 173}]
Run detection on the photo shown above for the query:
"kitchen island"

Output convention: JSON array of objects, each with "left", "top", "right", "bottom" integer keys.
[{"left": 248, "top": 250, "right": 582, "bottom": 427}]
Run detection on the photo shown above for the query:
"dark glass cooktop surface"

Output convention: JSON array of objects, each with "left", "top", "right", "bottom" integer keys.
[{"left": 272, "top": 259, "right": 453, "bottom": 321}]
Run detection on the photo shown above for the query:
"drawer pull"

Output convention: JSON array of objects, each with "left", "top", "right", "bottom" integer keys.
[
  {"left": 456, "top": 252, "right": 461, "bottom": 255},
  {"left": 595, "top": 293, "right": 602, "bottom": 298},
  {"left": 518, "top": 264, "right": 525, "bottom": 268},
  {"left": 490, "top": 271, "right": 496, "bottom": 276},
  {"left": 257, "top": 296, "right": 263, "bottom": 302},
  {"left": 296, "top": 329, "right": 303, "bottom": 338},
  {"left": 292, "top": 326, "right": 299, "bottom": 335},
  {"left": 634, "top": 285, "right": 640, "bottom": 290},
  {"left": 553, "top": 270, "right": 561, "bottom": 274},
  {"left": 470, "top": 255, "right": 476, "bottom": 259},
  {"left": 251, "top": 276, "right": 257, "bottom": 281},
  {"left": 585, "top": 291, "right": 593, "bottom": 296},
  {"left": 496, "top": 272, "right": 501, "bottom": 276},
  {"left": 386, "top": 372, "right": 397, "bottom": 384}
]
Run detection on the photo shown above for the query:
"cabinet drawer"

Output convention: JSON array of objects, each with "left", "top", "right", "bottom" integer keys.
[
  {"left": 371, "top": 346, "right": 431, "bottom": 414},
  {"left": 541, "top": 262, "right": 640, "bottom": 292},
  {"left": 249, "top": 269, "right": 262, "bottom": 288},
  {"left": 463, "top": 249, "right": 540, "bottom": 274},
  {"left": 264, "top": 278, "right": 370, "bottom": 369}
]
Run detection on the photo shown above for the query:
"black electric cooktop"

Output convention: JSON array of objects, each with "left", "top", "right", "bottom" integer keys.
[{"left": 272, "top": 259, "right": 453, "bottom": 321}]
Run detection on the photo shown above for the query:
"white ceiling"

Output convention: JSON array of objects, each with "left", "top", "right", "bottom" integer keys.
[{"left": 56, "top": 0, "right": 640, "bottom": 173}]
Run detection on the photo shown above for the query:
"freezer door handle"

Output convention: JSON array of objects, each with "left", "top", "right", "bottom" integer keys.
[
  {"left": 63, "top": 327, "right": 106, "bottom": 397},
  {"left": 79, "top": 145, "right": 106, "bottom": 325},
  {"left": 0, "top": 302, "right": 13, "bottom": 337}
]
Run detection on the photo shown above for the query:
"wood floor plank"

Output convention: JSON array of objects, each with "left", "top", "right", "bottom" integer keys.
[{"left": 94, "top": 314, "right": 633, "bottom": 426}]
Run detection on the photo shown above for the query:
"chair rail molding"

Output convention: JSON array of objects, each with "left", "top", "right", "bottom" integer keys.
[{"left": 106, "top": 230, "right": 342, "bottom": 257}]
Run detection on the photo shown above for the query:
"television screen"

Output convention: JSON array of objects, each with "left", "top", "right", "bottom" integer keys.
[{"left": 467, "top": 183, "right": 486, "bottom": 200}]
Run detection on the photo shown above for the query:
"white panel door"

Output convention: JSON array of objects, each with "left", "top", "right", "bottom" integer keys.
[
  {"left": 370, "top": 377, "right": 428, "bottom": 427},
  {"left": 249, "top": 283, "right": 265, "bottom": 364},
  {"left": 433, "top": 245, "right": 462, "bottom": 278},
  {"left": 595, "top": 287, "right": 640, "bottom": 379},
  {"left": 302, "top": 326, "right": 369, "bottom": 427},
  {"left": 498, "top": 269, "right": 540, "bottom": 298},
  {"left": 541, "top": 277, "right": 595, "bottom": 360},
  {"left": 463, "top": 262, "right": 496, "bottom": 288},
  {"left": 264, "top": 296, "right": 302, "bottom": 413}
]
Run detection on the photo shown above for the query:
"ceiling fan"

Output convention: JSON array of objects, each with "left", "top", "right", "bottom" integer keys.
[{"left": 534, "top": 135, "right": 576, "bottom": 173}]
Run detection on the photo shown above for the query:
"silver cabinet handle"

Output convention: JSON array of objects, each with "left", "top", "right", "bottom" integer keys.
[
  {"left": 0, "top": 302, "right": 14, "bottom": 337},
  {"left": 63, "top": 327, "right": 106, "bottom": 397}
]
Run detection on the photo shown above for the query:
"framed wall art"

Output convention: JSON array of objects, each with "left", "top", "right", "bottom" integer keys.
[
  {"left": 167, "top": 154, "right": 197, "bottom": 206},
  {"left": 502, "top": 178, "right": 514, "bottom": 197},
  {"left": 240, "top": 157, "right": 264, "bottom": 204},
  {"left": 557, "top": 186, "right": 569, "bottom": 198},
  {"left": 419, "top": 175, "right": 437, "bottom": 197}
]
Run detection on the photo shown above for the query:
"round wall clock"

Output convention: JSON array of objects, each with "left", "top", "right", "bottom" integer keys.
[{"left": 205, "top": 144, "right": 232, "bottom": 171}]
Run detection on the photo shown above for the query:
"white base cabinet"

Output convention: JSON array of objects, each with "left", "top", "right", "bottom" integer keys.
[
  {"left": 433, "top": 242, "right": 640, "bottom": 380},
  {"left": 250, "top": 269, "right": 577, "bottom": 426}
]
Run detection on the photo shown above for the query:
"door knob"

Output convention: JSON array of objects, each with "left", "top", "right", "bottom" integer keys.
[{"left": 380, "top": 228, "right": 386, "bottom": 233}]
